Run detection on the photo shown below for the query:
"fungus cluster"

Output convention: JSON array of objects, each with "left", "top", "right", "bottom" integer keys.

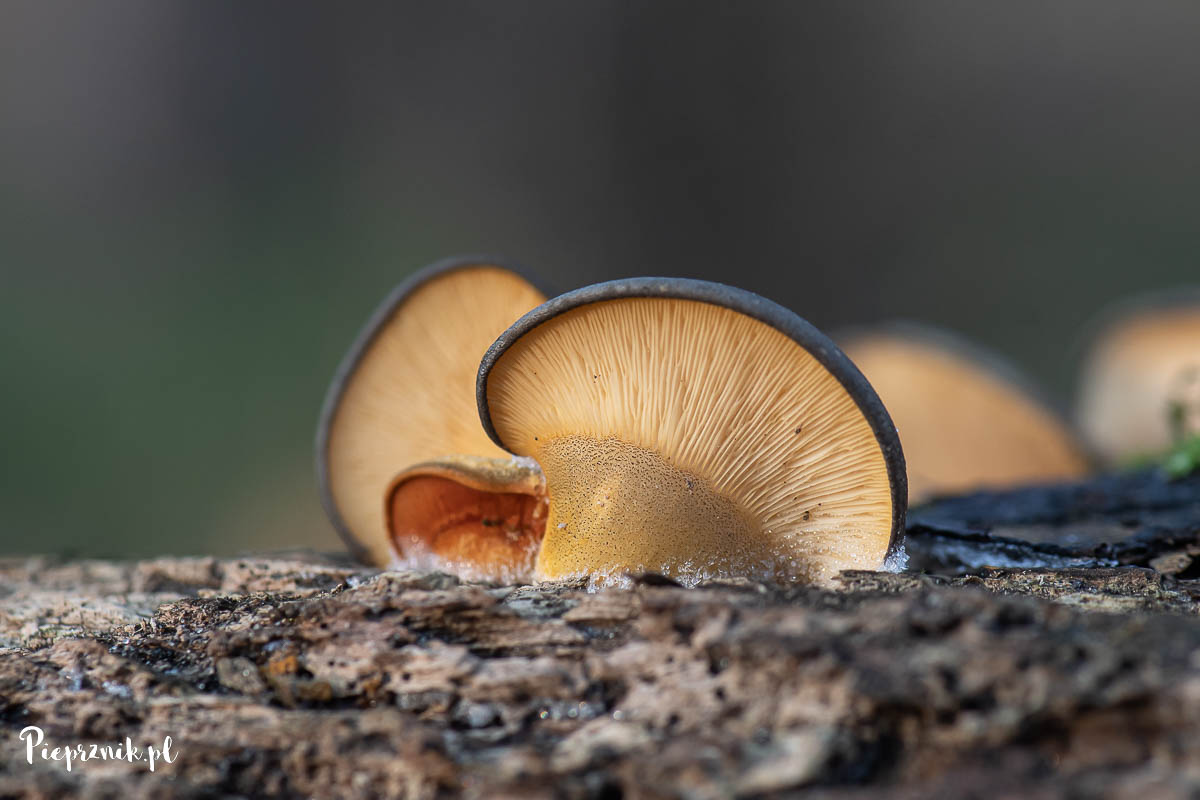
[
  {"left": 318, "top": 265, "right": 906, "bottom": 585},
  {"left": 317, "top": 258, "right": 1200, "bottom": 585},
  {"left": 839, "top": 323, "right": 1091, "bottom": 503}
]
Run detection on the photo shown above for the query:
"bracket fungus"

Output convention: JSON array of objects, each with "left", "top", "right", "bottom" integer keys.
[
  {"left": 1076, "top": 289, "right": 1200, "bottom": 466},
  {"left": 838, "top": 322, "right": 1091, "bottom": 504},
  {"left": 316, "top": 257, "right": 549, "bottom": 579},
  {"left": 477, "top": 278, "right": 907, "bottom": 585}
]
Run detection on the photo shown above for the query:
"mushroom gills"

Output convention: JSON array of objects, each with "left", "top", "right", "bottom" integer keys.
[
  {"left": 480, "top": 286, "right": 905, "bottom": 587},
  {"left": 386, "top": 455, "right": 547, "bottom": 582}
]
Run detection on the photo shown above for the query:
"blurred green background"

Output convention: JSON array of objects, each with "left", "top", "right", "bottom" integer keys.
[{"left": 3, "top": 2, "right": 1199, "bottom": 557}]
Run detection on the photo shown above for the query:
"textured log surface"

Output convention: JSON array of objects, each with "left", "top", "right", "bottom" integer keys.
[{"left": 2, "top": 471, "right": 1200, "bottom": 799}]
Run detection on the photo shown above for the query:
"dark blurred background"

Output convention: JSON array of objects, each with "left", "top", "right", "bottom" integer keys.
[{"left": 3, "top": 2, "right": 1199, "bottom": 557}]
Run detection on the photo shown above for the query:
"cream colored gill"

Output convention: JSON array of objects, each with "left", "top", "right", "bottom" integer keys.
[
  {"left": 485, "top": 297, "right": 895, "bottom": 583},
  {"left": 326, "top": 267, "right": 546, "bottom": 565}
]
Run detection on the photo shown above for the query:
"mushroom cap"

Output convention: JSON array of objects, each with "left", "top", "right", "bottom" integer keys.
[
  {"left": 838, "top": 321, "right": 1091, "bottom": 503},
  {"left": 478, "top": 278, "right": 906, "bottom": 584},
  {"left": 1076, "top": 289, "right": 1200, "bottom": 465},
  {"left": 316, "top": 256, "right": 547, "bottom": 565}
]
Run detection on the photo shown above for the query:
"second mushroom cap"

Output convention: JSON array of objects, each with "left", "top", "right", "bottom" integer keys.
[
  {"left": 839, "top": 322, "right": 1092, "bottom": 503},
  {"left": 316, "top": 257, "right": 549, "bottom": 576}
]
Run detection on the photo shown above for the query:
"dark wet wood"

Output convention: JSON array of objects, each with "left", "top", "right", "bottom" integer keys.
[{"left": 908, "top": 469, "right": 1200, "bottom": 576}]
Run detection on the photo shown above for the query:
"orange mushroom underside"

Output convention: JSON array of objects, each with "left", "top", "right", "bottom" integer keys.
[{"left": 384, "top": 457, "right": 548, "bottom": 580}]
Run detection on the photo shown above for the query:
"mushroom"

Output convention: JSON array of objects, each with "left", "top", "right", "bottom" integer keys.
[
  {"left": 477, "top": 278, "right": 906, "bottom": 585},
  {"left": 316, "top": 257, "right": 549, "bottom": 579},
  {"left": 838, "top": 322, "right": 1091, "bottom": 503},
  {"left": 1076, "top": 289, "right": 1200, "bottom": 465}
]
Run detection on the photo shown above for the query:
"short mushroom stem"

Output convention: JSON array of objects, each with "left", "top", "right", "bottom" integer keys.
[{"left": 386, "top": 455, "right": 547, "bottom": 582}]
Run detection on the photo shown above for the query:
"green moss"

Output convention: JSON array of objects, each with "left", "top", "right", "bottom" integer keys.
[{"left": 1163, "top": 434, "right": 1200, "bottom": 480}]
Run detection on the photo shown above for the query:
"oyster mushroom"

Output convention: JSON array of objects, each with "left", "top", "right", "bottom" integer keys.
[
  {"left": 316, "top": 257, "right": 549, "bottom": 578},
  {"left": 477, "top": 278, "right": 906, "bottom": 585},
  {"left": 1076, "top": 289, "right": 1200, "bottom": 465},
  {"left": 839, "top": 322, "right": 1090, "bottom": 503}
]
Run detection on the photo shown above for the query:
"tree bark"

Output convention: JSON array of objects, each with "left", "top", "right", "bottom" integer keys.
[{"left": 2, "top": 471, "right": 1200, "bottom": 799}]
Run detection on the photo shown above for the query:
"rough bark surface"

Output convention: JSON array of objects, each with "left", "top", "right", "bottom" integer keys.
[{"left": 2, "top": 471, "right": 1200, "bottom": 799}]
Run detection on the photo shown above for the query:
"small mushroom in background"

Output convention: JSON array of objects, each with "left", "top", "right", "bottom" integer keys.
[
  {"left": 838, "top": 322, "right": 1091, "bottom": 504},
  {"left": 316, "top": 257, "right": 549, "bottom": 580},
  {"left": 1076, "top": 289, "right": 1200, "bottom": 467},
  {"left": 477, "top": 278, "right": 907, "bottom": 586}
]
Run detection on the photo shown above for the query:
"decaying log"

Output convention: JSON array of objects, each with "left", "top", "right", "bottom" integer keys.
[{"left": 2, "top": 471, "right": 1200, "bottom": 799}]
